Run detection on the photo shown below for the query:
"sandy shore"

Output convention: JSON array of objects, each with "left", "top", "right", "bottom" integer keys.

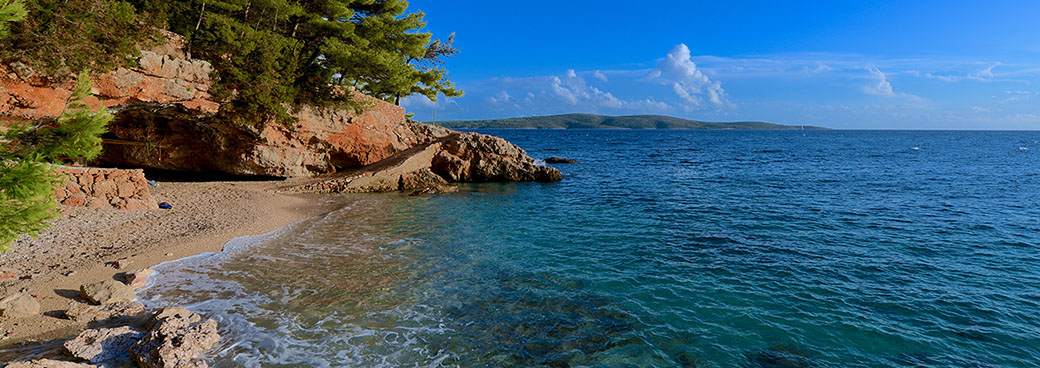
[{"left": 0, "top": 179, "right": 328, "bottom": 347}]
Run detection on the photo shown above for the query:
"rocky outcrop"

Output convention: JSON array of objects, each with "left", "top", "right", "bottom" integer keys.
[
  {"left": 0, "top": 292, "right": 41, "bottom": 318},
  {"left": 131, "top": 307, "right": 219, "bottom": 368},
  {"left": 7, "top": 306, "right": 218, "bottom": 368},
  {"left": 0, "top": 33, "right": 216, "bottom": 122},
  {"left": 62, "top": 326, "right": 144, "bottom": 363},
  {"left": 54, "top": 168, "right": 157, "bottom": 210},
  {"left": 94, "top": 95, "right": 441, "bottom": 178},
  {"left": 432, "top": 133, "right": 562, "bottom": 183},
  {"left": 287, "top": 132, "right": 562, "bottom": 194}
]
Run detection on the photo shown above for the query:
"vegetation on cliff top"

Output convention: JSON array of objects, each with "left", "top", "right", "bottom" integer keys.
[
  {"left": 435, "top": 114, "right": 827, "bottom": 130},
  {"left": 0, "top": 0, "right": 462, "bottom": 125}
]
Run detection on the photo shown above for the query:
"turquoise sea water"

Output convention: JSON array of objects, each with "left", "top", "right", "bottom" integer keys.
[{"left": 139, "top": 130, "right": 1040, "bottom": 367}]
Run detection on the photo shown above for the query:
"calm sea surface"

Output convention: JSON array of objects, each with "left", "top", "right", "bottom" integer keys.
[{"left": 139, "top": 130, "right": 1040, "bottom": 367}]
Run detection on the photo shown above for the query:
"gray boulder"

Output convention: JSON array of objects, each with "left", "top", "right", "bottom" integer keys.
[
  {"left": 62, "top": 326, "right": 144, "bottom": 363},
  {"left": 132, "top": 307, "right": 219, "bottom": 368},
  {"left": 0, "top": 292, "right": 41, "bottom": 318},
  {"left": 65, "top": 301, "right": 145, "bottom": 323},
  {"left": 79, "top": 280, "right": 135, "bottom": 305}
]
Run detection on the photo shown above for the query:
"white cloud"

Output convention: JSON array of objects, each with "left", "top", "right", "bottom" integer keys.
[
  {"left": 401, "top": 94, "right": 457, "bottom": 110},
  {"left": 918, "top": 62, "right": 1006, "bottom": 82},
  {"left": 548, "top": 70, "right": 625, "bottom": 108},
  {"left": 487, "top": 91, "right": 514, "bottom": 105},
  {"left": 593, "top": 70, "right": 608, "bottom": 82},
  {"left": 863, "top": 67, "right": 896, "bottom": 97},
  {"left": 652, "top": 44, "right": 733, "bottom": 109}
]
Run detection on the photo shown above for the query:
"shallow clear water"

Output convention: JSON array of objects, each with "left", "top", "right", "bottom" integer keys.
[{"left": 139, "top": 130, "right": 1040, "bottom": 367}]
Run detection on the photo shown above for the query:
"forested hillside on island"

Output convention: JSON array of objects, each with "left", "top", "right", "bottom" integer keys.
[{"left": 435, "top": 114, "right": 827, "bottom": 130}]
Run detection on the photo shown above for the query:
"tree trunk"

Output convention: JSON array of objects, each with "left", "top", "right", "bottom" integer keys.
[
  {"left": 194, "top": 1, "right": 206, "bottom": 31},
  {"left": 186, "top": 0, "right": 207, "bottom": 59}
]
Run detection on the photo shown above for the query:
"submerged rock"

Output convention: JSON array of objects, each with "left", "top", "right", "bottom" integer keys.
[
  {"left": 132, "top": 307, "right": 219, "bottom": 368},
  {"left": 544, "top": 157, "right": 578, "bottom": 164},
  {"left": 79, "top": 280, "right": 135, "bottom": 305},
  {"left": 62, "top": 326, "right": 144, "bottom": 363},
  {"left": 0, "top": 292, "right": 41, "bottom": 318}
]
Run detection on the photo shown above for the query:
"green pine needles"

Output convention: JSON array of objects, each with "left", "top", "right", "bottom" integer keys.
[
  {"left": 0, "top": 0, "right": 27, "bottom": 39},
  {"left": 0, "top": 73, "right": 112, "bottom": 251}
]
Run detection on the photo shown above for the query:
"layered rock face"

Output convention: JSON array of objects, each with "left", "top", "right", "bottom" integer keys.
[{"left": 1, "top": 32, "right": 560, "bottom": 185}]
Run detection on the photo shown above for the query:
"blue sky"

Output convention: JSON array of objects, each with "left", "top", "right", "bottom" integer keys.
[{"left": 402, "top": 1, "right": 1040, "bottom": 129}]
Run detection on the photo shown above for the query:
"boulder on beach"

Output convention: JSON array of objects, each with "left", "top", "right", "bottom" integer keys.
[
  {"left": 65, "top": 301, "right": 145, "bottom": 323},
  {"left": 0, "top": 292, "right": 41, "bottom": 319},
  {"left": 132, "top": 307, "right": 220, "bottom": 368},
  {"left": 79, "top": 280, "right": 135, "bottom": 305},
  {"left": 62, "top": 326, "right": 144, "bottom": 363},
  {"left": 122, "top": 268, "right": 155, "bottom": 290}
]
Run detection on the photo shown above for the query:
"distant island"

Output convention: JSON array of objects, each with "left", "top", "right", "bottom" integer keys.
[{"left": 432, "top": 114, "right": 828, "bottom": 130}]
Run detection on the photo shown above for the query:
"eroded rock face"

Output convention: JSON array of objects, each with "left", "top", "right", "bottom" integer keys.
[
  {"left": 132, "top": 307, "right": 219, "bottom": 368},
  {"left": 62, "top": 326, "right": 144, "bottom": 363}
]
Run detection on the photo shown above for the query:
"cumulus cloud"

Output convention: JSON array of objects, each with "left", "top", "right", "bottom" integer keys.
[
  {"left": 549, "top": 70, "right": 624, "bottom": 108},
  {"left": 401, "top": 94, "right": 458, "bottom": 110},
  {"left": 652, "top": 44, "right": 732, "bottom": 109},
  {"left": 863, "top": 67, "right": 896, "bottom": 97},
  {"left": 593, "top": 70, "right": 608, "bottom": 82}
]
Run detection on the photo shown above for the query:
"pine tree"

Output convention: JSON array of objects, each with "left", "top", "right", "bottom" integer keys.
[
  {"left": 0, "top": 0, "right": 26, "bottom": 39},
  {"left": 135, "top": 0, "right": 462, "bottom": 125},
  {"left": 0, "top": 73, "right": 112, "bottom": 251}
]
